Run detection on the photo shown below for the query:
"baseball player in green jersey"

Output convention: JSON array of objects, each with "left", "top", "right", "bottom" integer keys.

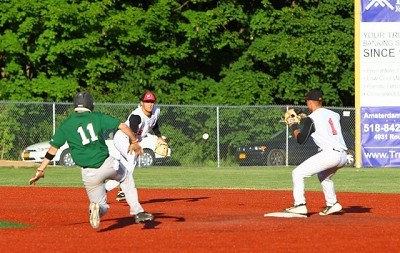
[{"left": 29, "top": 91, "right": 154, "bottom": 229}]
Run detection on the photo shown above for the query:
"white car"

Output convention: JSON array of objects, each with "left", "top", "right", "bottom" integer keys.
[{"left": 21, "top": 133, "right": 171, "bottom": 167}]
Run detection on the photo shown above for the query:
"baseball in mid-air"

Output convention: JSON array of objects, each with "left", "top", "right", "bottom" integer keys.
[{"left": 202, "top": 133, "right": 209, "bottom": 140}]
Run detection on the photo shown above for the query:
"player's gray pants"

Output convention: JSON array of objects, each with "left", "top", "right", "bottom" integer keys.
[
  {"left": 104, "top": 130, "right": 144, "bottom": 215},
  {"left": 81, "top": 156, "right": 127, "bottom": 217},
  {"left": 291, "top": 149, "right": 347, "bottom": 206}
]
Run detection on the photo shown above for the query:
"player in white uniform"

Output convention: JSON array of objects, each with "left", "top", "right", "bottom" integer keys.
[
  {"left": 284, "top": 89, "right": 348, "bottom": 216},
  {"left": 105, "top": 91, "right": 166, "bottom": 222}
]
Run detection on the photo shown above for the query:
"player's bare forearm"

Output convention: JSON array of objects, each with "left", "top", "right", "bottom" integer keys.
[
  {"left": 157, "top": 136, "right": 167, "bottom": 143},
  {"left": 29, "top": 146, "right": 58, "bottom": 185},
  {"left": 40, "top": 146, "right": 57, "bottom": 168},
  {"left": 293, "top": 129, "right": 300, "bottom": 140},
  {"left": 119, "top": 123, "right": 143, "bottom": 156}
]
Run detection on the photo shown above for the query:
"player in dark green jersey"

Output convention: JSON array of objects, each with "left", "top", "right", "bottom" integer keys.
[{"left": 29, "top": 91, "right": 153, "bottom": 229}]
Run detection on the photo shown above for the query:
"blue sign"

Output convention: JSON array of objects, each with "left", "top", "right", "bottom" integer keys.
[
  {"left": 361, "top": 107, "right": 400, "bottom": 167},
  {"left": 361, "top": 0, "right": 400, "bottom": 22}
]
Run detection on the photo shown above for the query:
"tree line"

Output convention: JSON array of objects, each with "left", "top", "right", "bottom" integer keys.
[{"left": 0, "top": 0, "right": 354, "bottom": 106}]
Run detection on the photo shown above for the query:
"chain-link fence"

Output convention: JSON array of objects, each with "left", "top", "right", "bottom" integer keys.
[{"left": 0, "top": 102, "right": 355, "bottom": 167}]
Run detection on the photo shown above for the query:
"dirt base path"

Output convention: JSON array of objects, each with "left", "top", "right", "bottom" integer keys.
[
  {"left": 0, "top": 187, "right": 399, "bottom": 253},
  {"left": 0, "top": 160, "right": 36, "bottom": 167}
]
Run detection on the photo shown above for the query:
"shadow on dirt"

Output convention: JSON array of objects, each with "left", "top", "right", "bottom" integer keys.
[
  {"left": 99, "top": 212, "right": 184, "bottom": 232},
  {"left": 143, "top": 196, "right": 209, "bottom": 204},
  {"left": 342, "top": 205, "right": 371, "bottom": 214}
]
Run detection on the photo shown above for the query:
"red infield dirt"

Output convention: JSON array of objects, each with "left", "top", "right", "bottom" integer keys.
[{"left": 0, "top": 187, "right": 399, "bottom": 253}]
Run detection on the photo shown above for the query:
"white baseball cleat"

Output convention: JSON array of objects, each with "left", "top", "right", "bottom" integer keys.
[
  {"left": 319, "top": 202, "right": 342, "bottom": 216},
  {"left": 284, "top": 203, "right": 308, "bottom": 215},
  {"left": 134, "top": 212, "right": 154, "bottom": 223},
  {"left": 89, "top": 202, "right": 100, "bottom": 229}
]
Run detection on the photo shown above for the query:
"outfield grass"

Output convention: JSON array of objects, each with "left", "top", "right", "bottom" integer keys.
[{"left": 0, "top": 165, "right": 399, "bottom": 193}]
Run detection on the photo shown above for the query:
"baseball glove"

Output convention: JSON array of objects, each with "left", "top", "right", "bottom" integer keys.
[
  {"left": 154, "top": 138, "right": 168, "bottom": 157},
  {"left": 282, "top": 108, "right": 307, "bottom": 125}
]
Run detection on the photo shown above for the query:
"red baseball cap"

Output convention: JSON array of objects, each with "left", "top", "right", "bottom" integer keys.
[{"left": 141, "top": 91, "right": 156, "bottom": 102}]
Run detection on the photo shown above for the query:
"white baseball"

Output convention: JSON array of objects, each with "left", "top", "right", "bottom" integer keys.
[{"left": 202, "top": 133, "right": 209, "bottom": 140}]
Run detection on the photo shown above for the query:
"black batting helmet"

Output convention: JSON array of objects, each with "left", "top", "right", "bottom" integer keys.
[{"left": 73, "top": 91, "right": 94, "bottom": 112}]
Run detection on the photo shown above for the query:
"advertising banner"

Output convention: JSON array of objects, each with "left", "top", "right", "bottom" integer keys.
[
  {"left": 359, "top": 0, "right": 400, "bottom": 167},
  {"left": 361, "top": 107, "right": 400, "bottom": 167},
  {"left": 361, "top": 0, "right": 400, "bottom": 22}
]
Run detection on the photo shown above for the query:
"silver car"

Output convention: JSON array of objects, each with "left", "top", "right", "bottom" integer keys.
[{"left": 21, "top": 133, "right": 171, "bottom": 167}]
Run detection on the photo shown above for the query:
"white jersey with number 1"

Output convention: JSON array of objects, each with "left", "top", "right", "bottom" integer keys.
[
  {"left": 124, "top": 105, "right": 160, "bottom": 142},
  {"left": 308, "top": 108, "right": 347, "bottom": 151}
]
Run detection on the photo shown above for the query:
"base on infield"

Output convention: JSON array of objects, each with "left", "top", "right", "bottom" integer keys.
[{"left": 264, "top": 212, "right": 308, "bottom": 218}]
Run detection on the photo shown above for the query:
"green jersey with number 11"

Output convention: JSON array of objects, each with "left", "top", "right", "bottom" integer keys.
[{"left": 50, "top": 112, "right": 120, "bottom": 168}]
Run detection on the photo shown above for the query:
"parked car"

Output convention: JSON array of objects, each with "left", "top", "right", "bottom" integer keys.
[
  {"left": 21, "top": 133, "right": 171, "bottom": 167},
  {"left": 236, "top": 130, "right": 355, "bottom": 167}
]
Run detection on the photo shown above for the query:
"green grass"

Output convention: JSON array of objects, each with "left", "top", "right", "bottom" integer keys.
[
  {"left": 1, "top": 165, "right": 399, "bottom": 193},
  {"left": 0, "top": 220, "right": 28, "bottom": 229}
]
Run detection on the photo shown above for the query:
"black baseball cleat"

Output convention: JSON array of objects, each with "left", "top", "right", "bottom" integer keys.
[
  {"left": 116, "top": 191, "right": 126, "bottom": 202},
  {"left": 134, "top": 212, "right": 154, "bottom": 223}
]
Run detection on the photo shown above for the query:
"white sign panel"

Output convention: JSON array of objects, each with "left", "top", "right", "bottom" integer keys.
[
  {"left": 360, "top": 1, "right": 400, "bottom": 106},
  {"left": 359, "top": 0, "right": 400, "bottom": 167}
]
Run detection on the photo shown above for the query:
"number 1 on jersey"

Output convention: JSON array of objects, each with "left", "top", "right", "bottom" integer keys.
[
  {"left": 77, "top": 123, "right": 99, "bottom": 145},
  {"left": 328, "top": 118, "right": 337, "bottom": 135}
]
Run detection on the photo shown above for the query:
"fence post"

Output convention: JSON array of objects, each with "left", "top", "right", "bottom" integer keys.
[
  {"left": 217, "top": 106, "right": 220, "bottom": 168},
  {"left": 285, "top": 105, "right": 289, "bottom": 166},
  {"left": 52, "top": 103, "right": 56, "bottom": 135},
  {"left": 52, "top": 103, "right": 56, "bottom": 165}
]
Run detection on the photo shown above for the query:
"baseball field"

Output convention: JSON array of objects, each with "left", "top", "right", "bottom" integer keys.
[{"left": 0, "top": 163, "right": 399, "bottom": 252}]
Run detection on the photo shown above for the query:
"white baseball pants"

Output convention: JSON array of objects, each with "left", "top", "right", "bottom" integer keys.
[
  {"left": 291, "top": 149, "right": 347, "bottom": 206},
  {"left": 104, "top": 130, "right": 144, "bottom": 215}
]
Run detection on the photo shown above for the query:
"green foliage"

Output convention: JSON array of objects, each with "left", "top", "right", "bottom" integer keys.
[
  {"left": 156, "top": 104, "right": 289, "bottom": 166},
  {"left": 0, "top": 0, "right": 355, "bottom": 106},
  {"left": 0, "top": 105, "right": 16, "bottom": 159},
  {"left": 241, "top": 1, "right": 354, "bottom": 106},
  {"left": 159, "top": 105, "right": 218, "bottom": 165},
  {"left": 1, "top": 102, "right": 57, "bottom": 160}
]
